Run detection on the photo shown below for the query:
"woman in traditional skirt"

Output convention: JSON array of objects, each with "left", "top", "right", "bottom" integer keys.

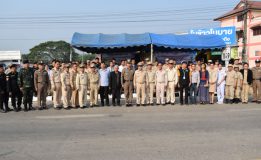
[
  {"left": 208, "top": 62, "right": 218, "bottom": 104},
  {"left": 198, "top": 64, "right": 209, "bottom": 104}
]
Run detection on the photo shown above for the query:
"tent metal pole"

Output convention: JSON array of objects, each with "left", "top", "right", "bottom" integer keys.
[{"left": 150, "top": 44, "right": 153, "bottom": 62}]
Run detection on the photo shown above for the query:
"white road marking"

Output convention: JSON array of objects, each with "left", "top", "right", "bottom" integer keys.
[{"left": 36, "top": 114, "right": 106, "bottom": 119}]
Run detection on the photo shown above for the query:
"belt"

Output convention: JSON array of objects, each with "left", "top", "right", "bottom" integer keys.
[
  {"left": 125, "top": 80, "right": 133, "bottom": 82},
  {"left": 55, "top": 82, "right": 61, "bottom": 83},
  {"left": 168, "top": 80, "right": 174, "bottom": 82},
  {"left": 137, "top": 82, "right": 145, "bottom": 84},
  {"left": 253, "top": 79, "right": 260, "bottom": 80},
  {"left": 37, "top": 82, "right": 47, "bottom": 83}
]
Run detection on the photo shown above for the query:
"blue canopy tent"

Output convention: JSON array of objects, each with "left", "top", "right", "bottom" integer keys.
[{"left": 71, "top": 32, "right": 226, "bottom": 62}]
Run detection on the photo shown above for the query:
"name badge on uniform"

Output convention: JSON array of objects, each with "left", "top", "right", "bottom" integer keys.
[{"left": 183, "top": 76, "right": 185, "bottom": 80}]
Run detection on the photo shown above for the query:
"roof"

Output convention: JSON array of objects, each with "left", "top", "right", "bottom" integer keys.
[
  {"left": 71, "top": 32, "right": 151, "bottom": 48},
  {"left": 214, "top": 1, "right": 261, "bottom": 21},
  {"left": 150, "top": 33, "right": 226, "bottom": 50},
  {"left": 71, "top": 33, "right": 226, "bottom": 52},
  {"left": 0, "top": 51, "right": 21, "bottom": 61}
]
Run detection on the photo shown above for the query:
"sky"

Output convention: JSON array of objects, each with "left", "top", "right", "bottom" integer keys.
[{"left": 0, "top": 0, "right": 242, "bottom": 53}]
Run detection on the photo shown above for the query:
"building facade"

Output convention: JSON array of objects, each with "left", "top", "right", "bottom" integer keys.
[{"left": 215, "top": 0, "right": 261, "bottom": 67}]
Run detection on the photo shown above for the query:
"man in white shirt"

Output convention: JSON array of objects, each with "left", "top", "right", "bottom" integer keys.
[
  {"left": 119, "top": 60, "right": 126, "bottom": 72},
  {"left": 217, "top": 64, "right": 226, "bottom": 104}
]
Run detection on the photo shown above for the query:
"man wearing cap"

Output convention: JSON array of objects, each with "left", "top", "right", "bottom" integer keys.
[
  {"left": 76, "top": 64, "right": 89, "bottom": 108},
  {"left": 61, "top": 64, "right": 72, "bottom": 109},
  {"left": 50, "top": 60, "right": 62, "bottom": 109},
  {"left": 166, "top": 60, "right": 178, "bottom": 105},
  {"left": 121, "top": 61, "right": 135, "bottom": 106},
  {"left": 234, "top": 65, "right": 243, "bottom": 104},
  {"left": 131, "top": 58, "right": 137, "bottom": 71},
  {"left": 155, "top": 63, "right": 167, "bottom": 105},
  {"left": 0, "top": 64, "right": 8, "bottom": 113},
  {"left": 240, "top": 63, "right": 253, "bottom": 104},
  {"left": 251, "top": 59, "right": 261, "bottom": 103},
  {"left": 134, "top": 62, "right": 148, "bottom": 106},
  {"left": 88, "top": 64, "right": 100, "bottom": 107},
  {"left": 178, "top": 61, "right": 190, "bottom": 105},
  {"left": 7, "top": 64, "right": 22, "bottom": 112},
  {"left": 146, "top": 62, "right": 156, "bottom": 105},
  {"left": 34, "top": 61, "right": 49, "bottom": 110},
  {"left": 70, "top": 63, "right": 79, "bottom": 108},
  {"left": 234, "top": 57, "right": 243, "bottom": 70},
  {"left": 225, "top": 64, "right": 236, "bottom": 104},
  {"left": 18, "top": 60, "right": 35, "bottom": 111}
]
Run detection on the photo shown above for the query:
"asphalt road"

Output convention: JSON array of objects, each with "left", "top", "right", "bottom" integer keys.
[{"left": 0, "top": 103, "right": 261, "bottom": 160}]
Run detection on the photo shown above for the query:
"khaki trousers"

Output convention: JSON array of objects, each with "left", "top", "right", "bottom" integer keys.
[
  {"left": 37, "top": 83, "right": 48, "bottom": 108},
  {"left": 53, "top": 83, "right": 62, "bottom": 108},
  {"left": 166, "top": 81, "right": 175, "bottom": 103},
  {"left": 147, "top": 83, "right": 155, "bottom": 104},
  {"left": 156, "top": 83, "right": 165, "bottom": 104},
  {"left": 90, "top": 83, "right": 99, "bottom": 106},
  {"left": 78, "top": 85, "right": 87, "bottom": 107},
  {"left": 71, "top": 89, "right": 79, "bottom": 108},
  {"left": 62, "top": 85, "right": 71, "bottom": 108},
  {"left": 253, "top": 80, "right": 261, "bottom": 102},
  {"left": 136, "top": 83, "right": 146, "bottom": 105},
  {"left": 241, "top": 84, "right": 250, "bottom": 103},
  {"left": 225, "top": 85, "right": 234, "bottom": 100},
  {"left": 234, "top": 87, "right": 241, "bottom": 99},
  {"left": 123, "top": 81, "right": 133, "bottom": 104}
]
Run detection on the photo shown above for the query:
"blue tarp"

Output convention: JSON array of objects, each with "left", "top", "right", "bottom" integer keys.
[
  {"left": 71, "top": 32, "right": 226, "bottom": 50},
  {"left": 150, "top": 33, "right": 226, "bottom": 49},
  {"left": 71, "top": 32, "right": 151, "bottom": 48}
]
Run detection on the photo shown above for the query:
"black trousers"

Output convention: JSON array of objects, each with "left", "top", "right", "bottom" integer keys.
[
  {"left": 11, "top": 91, "right": 22, "bottom": 108},
  {"left": 112, "top": 88, "right": 121, "bottom": 105},
  {"left": 100, "top": 86, "right": 109, "bottom": 105},
  {"left": 180, "top": 85, "right": 189, "bottom": 104},
  {"left": 0, "top": 93, "right": 4, "bottom": 110}
]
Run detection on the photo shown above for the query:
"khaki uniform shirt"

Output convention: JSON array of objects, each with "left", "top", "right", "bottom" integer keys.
[
  {"left": 166, "top": 67, "right": 178, "bottom": 85},
  {"left": 34, "top": 70, "right": 49, "bottom": 89},
  {"left": 61, "top": 71, "right": 70, "bottom": 87},
  {"left": 88, "top": 71, "right": 100, "bottom": 85},
  {"left": 134, "top": 70, "right": 147, "bottom": 85},
  {"left": 76, "top": 72, "right": 89, "bottom": 89},
  {"left": 155, "top": 70, "right": 167, "bottom": 86},
  {"left": 121, "top": 68, "right": 134, "bottom": 84},
  {"left": 50, "top": 68, "right": 61, "bottom": 86},
  {"left": 252, "top": 67, "right": 261, "bottom": 80},
  {"left": 226, "top": 70, "right": 236, "bottom": 86},
  {"left": 147, "top": 69, "right": 156, "bottom": 83},
  {"left": 70, "top": 70, "right": 78, "bottom": 89},
  {"left": 235, "top": 71, "right": 243, "bottom": 87}
]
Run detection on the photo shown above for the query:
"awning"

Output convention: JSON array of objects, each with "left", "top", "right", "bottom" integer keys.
[
  {"left": 71, "top": 32, "right": 151, "bottom": 49},
  {"left": 71, "top": 32, "right": 226, "bottom": 52},
  {"left": 150, "top": 33, "right": 226, "bottom": 50}
]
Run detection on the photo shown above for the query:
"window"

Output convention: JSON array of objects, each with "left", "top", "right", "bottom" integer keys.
[
  {"left": 237, "top": 15, "right": 244, "bottom": 22},
  {"left": 253, "top": 27, "right": 261, "bottom": 36},
  {"left": 236, "top": 30, "right": 243, "bottom": 40}
]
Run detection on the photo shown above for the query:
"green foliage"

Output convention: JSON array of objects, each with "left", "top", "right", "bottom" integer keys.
[
  {"left": 26, "top": 41, "right": 78, "bottom": 63},
  {"left": 77, "top": 54, "right": 96, "bottom": 62}
]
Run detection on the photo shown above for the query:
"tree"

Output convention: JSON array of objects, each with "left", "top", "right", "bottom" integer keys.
[{"left": 26, "top": 41, "right": 78, "bottom": 63}]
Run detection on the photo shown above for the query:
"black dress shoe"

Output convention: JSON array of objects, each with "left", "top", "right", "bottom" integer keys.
[
  {"left": 136, "top": 104, "right": 140, "bottom": 107},
  {"left": 252, "top": 100, "right": 256, "bottom": 103},
  {"left": 64, "top": 107, "right": 71, "bottom": 110},
  {"left": 142, "top": 104, "right": 146, "bottom": 107},
  {"left": 0, "top": 109, "right": 6, "bottom": 113},
  {"left": 171, "top": 103, "right": 175, "bottom": 105},
  {"left": 156, "top": 103, "right": 160, "bottom": 105},
  {"left": 150, "top": 103, "right": 154, "bottom": 106}
]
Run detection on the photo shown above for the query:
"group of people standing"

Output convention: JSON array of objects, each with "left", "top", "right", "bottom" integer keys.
[{"left": 0, "top": 57, "right": 260, "bottom": 113}]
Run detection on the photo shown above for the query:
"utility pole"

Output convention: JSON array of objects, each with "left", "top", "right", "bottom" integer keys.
[{"left": 242, "top": 0, "right": 248, "bottom": 63}]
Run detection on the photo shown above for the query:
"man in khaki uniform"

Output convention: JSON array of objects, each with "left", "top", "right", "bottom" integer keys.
[
  {"left": 121, "top": 61, "right": 135, "bottom": 106},
  {"left": 146, "top": 62, "right": 156, "bottom": 105},
  {"left": 252, "top": 59, "right": 261, "bottom": 104},
  {"left": 134, "top": 62, "right": 148, "bottom": 106},
  {"left": 163, "top": 58, "right": 169, "bottom": 71},
  {"left": 234, "top": 65, "right": 243, "bottom": 104},
  {"left": 166, "top": 60, "right": 178, "bottom": 105},
  {"left": 70, "top": 63, "right": 79, "bottom": 108},
  {"left": 61, "top": 64, "right": 71, "bottom": 109},
  {"left": 225, "top": 64, "right": 236, "bottom": 104},
  {"left": 50, "top": 60, "right": 62, "bottom": 109},
  {"left": 76, "top": 64, "right": 88, "bottom": 108},
  {"left": 155, "top": 63, "right": 168, "bottom": 105},
  {"left": 89, "top": 64, "right": 100, "bottom": 107},
  {"left": 34, "top": 61, "right": 49, "bottom": 110}
]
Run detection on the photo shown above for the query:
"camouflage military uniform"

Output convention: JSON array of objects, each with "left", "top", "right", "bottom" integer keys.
[{"left": 18, "top": 67, "right": 35, "bottom": 111}]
